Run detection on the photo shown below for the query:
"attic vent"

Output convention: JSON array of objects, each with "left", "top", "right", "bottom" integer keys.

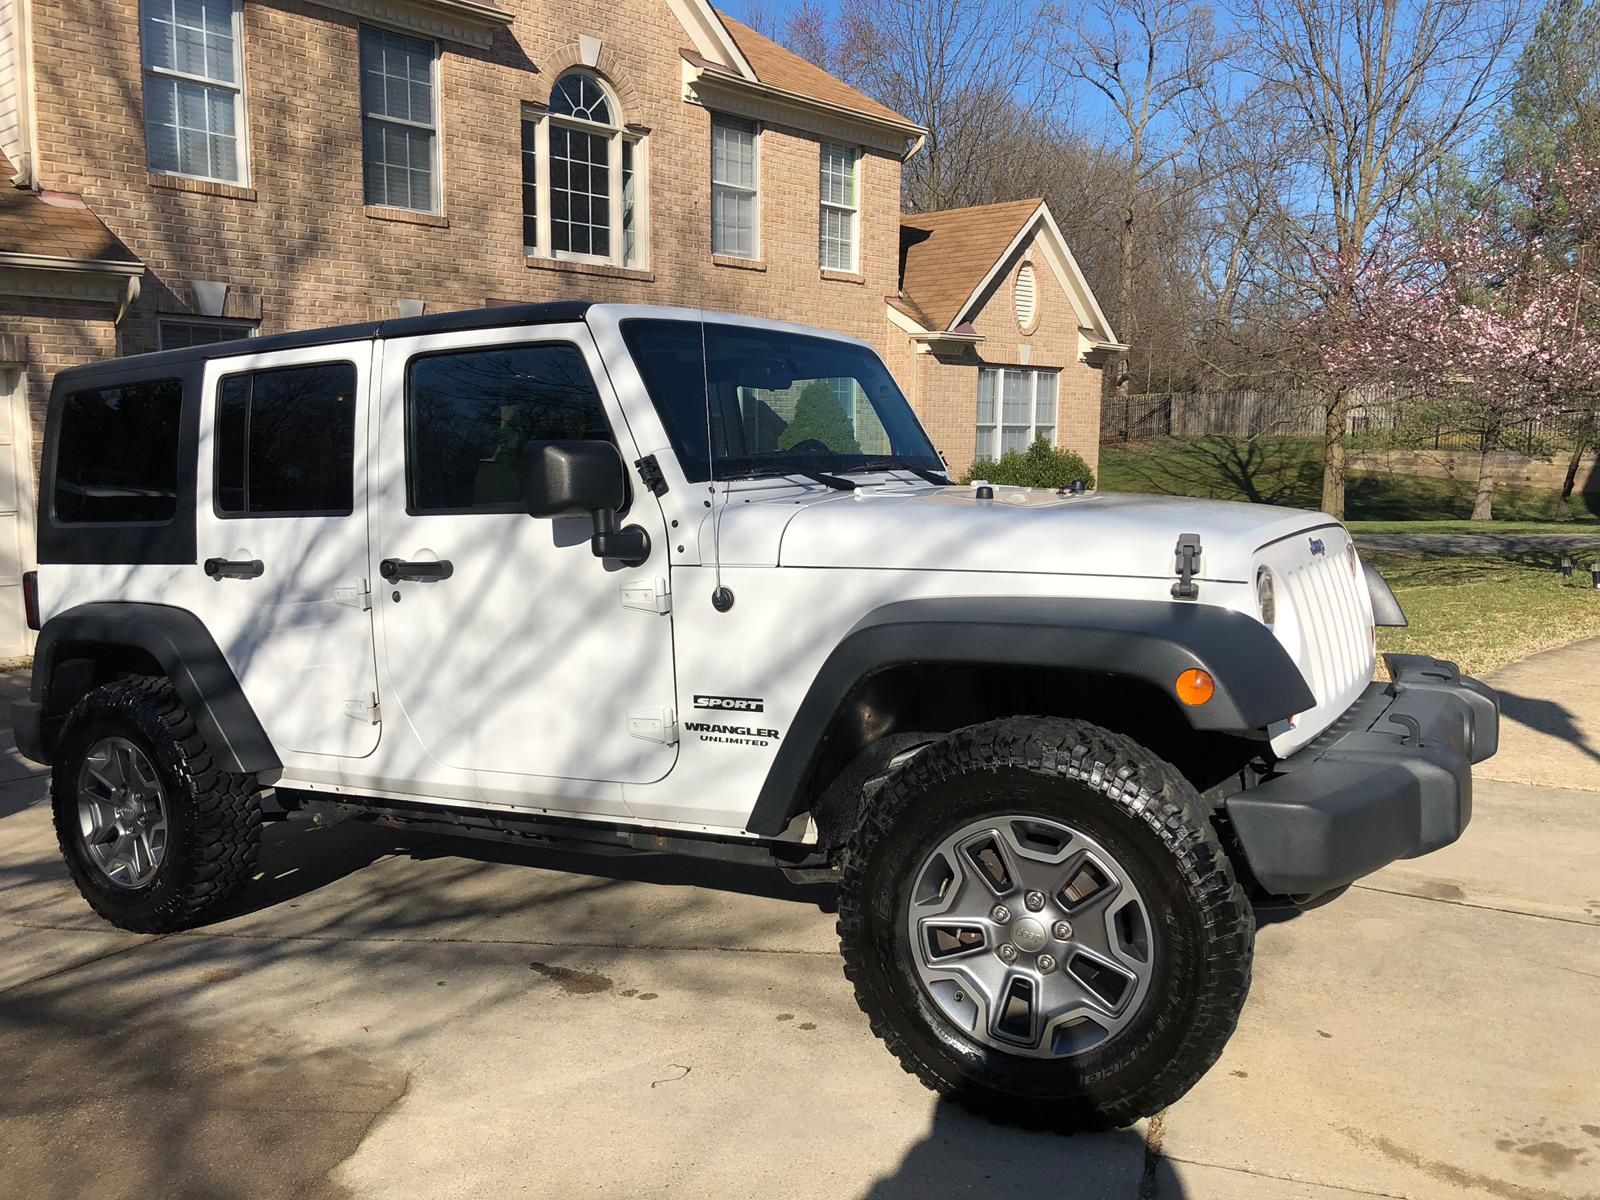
[{"left": 1015, "top": 262, "right": 1038, "bottom": 331}]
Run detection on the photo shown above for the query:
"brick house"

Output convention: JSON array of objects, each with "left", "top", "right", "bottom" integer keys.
[{"left": 0, "top": 0, "right": 1116, "bottom": 653}]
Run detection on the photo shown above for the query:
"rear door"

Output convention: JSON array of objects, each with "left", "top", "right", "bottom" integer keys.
[{"left": 192, "top": 342, "right": 382, "bottom": 759}]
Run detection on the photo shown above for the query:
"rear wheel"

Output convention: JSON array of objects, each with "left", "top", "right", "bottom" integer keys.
[
  {"left": 52, "top": 677, "right": 262, "bottom": 933},
  {"left": 837, "top": 716, "right": 1252, "bottom": 1130}
]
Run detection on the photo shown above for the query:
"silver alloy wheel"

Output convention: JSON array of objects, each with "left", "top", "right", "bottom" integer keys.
[
  {"left": 76, "top": 736, "right": 169, "bottom": 890},
  {"left": 905, "top": 814, "right": 1155, "bottom": 1059}
]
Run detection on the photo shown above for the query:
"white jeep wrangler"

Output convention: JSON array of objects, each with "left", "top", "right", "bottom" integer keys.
[{"left": 16, "top": 302, "right": 1497, "bottom": 1130}]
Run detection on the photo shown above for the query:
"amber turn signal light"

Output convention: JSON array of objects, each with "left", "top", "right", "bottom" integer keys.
[{"left": 1175, "top": 668, "right": 1215, "bottom": 706}]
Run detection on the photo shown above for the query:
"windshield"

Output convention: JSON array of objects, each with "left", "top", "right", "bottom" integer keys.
[{"left": 621, "top": 319, "right": 943, "bottom": 483}]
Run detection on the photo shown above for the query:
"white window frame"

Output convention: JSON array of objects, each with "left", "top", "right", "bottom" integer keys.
[
  {"left": 140, "top": 0, "right": 250, "bottom": 185},
  {"left": 710, "top": 114, "right": 760, "bottom": 260},
  {"left": 359, "top": 24, "right": 442, "bottom": 214},
  {"left": 819, "top": 142, "right": 860, "bottom": 273},
  {"left": 976, "top": 366, "right": 1059, "bottom": 461},
  {"left": 521, "top": 72, "right": 647, "bottom": 270},
  {"left": 158, "top": 317, "right": 258, "bottom": 350}
]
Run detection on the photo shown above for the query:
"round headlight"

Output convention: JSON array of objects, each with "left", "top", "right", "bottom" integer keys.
[
  {"left": 1256, "top": 566, "right": 1276, "bottom": 625},
  {"left": 1346, "top": 541, "right": 1361, "bottom": 578}
]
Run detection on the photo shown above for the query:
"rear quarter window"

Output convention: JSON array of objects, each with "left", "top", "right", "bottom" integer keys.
[{"left": 53, "top": 378, "right": 184, "bottom": 525}]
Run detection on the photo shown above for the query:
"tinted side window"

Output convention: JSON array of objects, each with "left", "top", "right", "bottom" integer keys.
[
  {"left": 54, "top": 378, "right": 184, "bottom": 524},
  {"left": 215, "top": 363, "right": 357, "bottom": 516},
  {"left": 407, "top": 343, "right": 611, "bottom": 513}
]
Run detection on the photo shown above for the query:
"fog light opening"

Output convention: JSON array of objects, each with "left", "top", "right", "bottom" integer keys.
[{"left": 1175, "top": 669, "right": 1215, "bottom": 706}]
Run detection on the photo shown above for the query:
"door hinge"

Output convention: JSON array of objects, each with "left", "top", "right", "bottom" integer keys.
[
  {"left": 635, "top": 454, "right": 668, "bottom": 497},
  {"left": 621, "top": 577, "right": 671, "bottom": 614},
  {"left": 343, "top": 693, "right": 381, "bottom": 724},
  {"left": 628, "top": 708, "right": 678, "bottom": 744},
  {"left": 1172, "top": 533, "right": 1202, "bottom": 600},
  {"left": 334, "top": 581, "right": 372, "bottom": 611}
]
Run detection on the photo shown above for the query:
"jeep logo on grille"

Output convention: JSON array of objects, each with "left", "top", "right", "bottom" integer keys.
[
  {"left": 1308, "top": 538, "right": 1326, "bottom": 556},
  {"left": 694, "top": 695, "right": 765, "bottom": 712}
]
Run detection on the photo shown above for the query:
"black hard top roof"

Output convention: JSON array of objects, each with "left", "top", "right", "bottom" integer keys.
[{"left": 54, "top": 301, "right": 595, "bottom": 389}]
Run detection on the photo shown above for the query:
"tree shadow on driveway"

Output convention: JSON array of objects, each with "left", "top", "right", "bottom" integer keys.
[{"left": 1495, "top": 687, "right": 1600, "bottom": 773}]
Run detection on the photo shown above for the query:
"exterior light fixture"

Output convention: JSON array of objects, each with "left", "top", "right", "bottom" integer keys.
[{"left": 1560, "top": 554, "right": 1574, "bottom": 578}]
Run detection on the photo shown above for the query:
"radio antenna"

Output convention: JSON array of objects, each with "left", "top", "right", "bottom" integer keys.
[{"left": 701, "top": 317, "right": 734, "bottom": 612}]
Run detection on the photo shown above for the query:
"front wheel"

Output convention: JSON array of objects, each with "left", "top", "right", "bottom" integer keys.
[{"left": 837, "top": 717, "right": 1253, "bottom": 1131}]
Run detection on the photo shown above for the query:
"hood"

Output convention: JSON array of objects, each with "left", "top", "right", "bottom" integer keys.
[{"left": 697, "top": 481, "right": 1340, "bottom": 579}]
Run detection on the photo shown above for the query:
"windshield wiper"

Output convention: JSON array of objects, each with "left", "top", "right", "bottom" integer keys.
[
  {"left": 731, "top": 464, "right": 858, "bottom": 491},
  {"left": 856, "top": 457, "right": 952, "bottom": 486}
]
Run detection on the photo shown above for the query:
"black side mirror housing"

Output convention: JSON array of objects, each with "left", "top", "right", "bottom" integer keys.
[{"left": 520, "top": 440, "right": 651, "bottom": 567}]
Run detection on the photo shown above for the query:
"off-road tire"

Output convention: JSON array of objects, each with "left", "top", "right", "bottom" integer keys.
[
  {"left": 51, "top": 677, "right": 262, "bottom": 933},
  {"left": 837, "top": 716, "right": 1253, "bottom": 1131}
]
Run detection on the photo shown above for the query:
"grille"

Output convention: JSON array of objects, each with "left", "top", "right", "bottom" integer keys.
[{"left": 1278, "top": 537, "right": 1372, "bottom": 708}]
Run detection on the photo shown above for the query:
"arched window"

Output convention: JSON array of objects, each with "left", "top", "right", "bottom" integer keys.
[{"left": 522, "top": 69, "right": 645, "bottom": 268}]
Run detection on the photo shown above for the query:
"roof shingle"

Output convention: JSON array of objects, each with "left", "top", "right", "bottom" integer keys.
[
  {"left": 0, "top": 151, "right": 139, "bottom": 265},
  {"left": 898, "top": 198, "right": 1041, "bottom": 331},
  {"left": 713, "top": 12, "right": 915, "bottom": 128}
]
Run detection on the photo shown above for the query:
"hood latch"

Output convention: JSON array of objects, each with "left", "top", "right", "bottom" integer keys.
[{"left": 1172, "top": 533, "right": 1202, "bottom": 600}]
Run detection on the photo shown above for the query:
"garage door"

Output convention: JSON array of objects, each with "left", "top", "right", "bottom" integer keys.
[{"left": 0, "top": 367, "right": 35, "bottom": 658}]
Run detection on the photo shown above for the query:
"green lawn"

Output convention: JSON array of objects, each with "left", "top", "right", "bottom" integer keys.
[
  {"left": 1368, "top": 550, "right": 1600, "bottom": 676},
  {"left": 1346, "top": 519, "right": 1600, "bottom": 536},
  {"left": 1099, "top": 437, "right": 1600, "bottom": 525}
]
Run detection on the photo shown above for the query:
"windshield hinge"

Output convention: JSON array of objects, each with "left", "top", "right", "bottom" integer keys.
[
  {"left": 635, "top": 455, "right": 668, "bottom": 497},
  {"left": 1172, "top": 533, "right": 1202, "bottom": 600}
]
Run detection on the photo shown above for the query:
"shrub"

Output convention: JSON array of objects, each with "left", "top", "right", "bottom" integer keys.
[
  {"left": 963, "top": 436, "right": 1096, "bottom": 490},
  {"left": 777, "top": 380, "right": 861, "bottom": 454}
]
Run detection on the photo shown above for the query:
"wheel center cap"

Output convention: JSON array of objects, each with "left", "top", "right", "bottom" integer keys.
[{"left": 1011, "top": 917, "right": 1048, "bottom": 954}]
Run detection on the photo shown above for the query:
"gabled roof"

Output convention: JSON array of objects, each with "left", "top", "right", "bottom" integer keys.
[
  {"left": 712, "top": 12, "right": 914, "bottom": 128},
  {"left": 0, "top": 151, "right": 139, "bottom": 266},
  {"left": 896, "top": 198, "right": 1121, "bottom": 349},
  {"left": 898, "top": 199, "right": 1041, "bottom": 332}
]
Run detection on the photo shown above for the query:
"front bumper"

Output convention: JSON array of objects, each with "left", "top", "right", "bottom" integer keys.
[{"left": 1224, "top": 654, "right": 1498, "bottom": 897}]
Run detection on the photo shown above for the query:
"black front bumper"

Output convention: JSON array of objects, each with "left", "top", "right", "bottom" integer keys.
[{"left": 1224, "top": 654, "right": 1498, "bottom": 897}]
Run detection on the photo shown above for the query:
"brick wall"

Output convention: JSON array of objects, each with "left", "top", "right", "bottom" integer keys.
[
  {"left": 25, "top": 0, "right": 903, "bottom": 356},
  {"left": 914, "top": 237, "right": 1106, "bottom": 479},
  {"left": 0, "top": 296, "right": 119, "bottom": 478}
]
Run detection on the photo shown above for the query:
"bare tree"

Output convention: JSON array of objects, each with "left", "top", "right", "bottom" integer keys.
[
  {"left": 1241, "top": 0, "right": 1527, "bottom": 516},
  {"left": 1039, "top": 0, "right": 1238, "bottom": 397},
  {"left": 825, "top": 0, "right": 1050, "bottom": 210}
]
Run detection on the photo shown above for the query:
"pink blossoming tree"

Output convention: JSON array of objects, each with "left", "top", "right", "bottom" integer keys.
[{"left": 1321, "top": 153, "right": 1600, "bottom": 520}]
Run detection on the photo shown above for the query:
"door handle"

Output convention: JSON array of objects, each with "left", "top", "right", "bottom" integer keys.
[
  {"left": 204, "top": 557, "right": 264, "bottom": 580},
  {"left": 380, "top": 558, "right": 454, "bottom": 583}
]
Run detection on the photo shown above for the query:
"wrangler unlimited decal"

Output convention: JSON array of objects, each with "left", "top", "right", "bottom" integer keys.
[{"left": 682, "top": 720, "right": 780, "bottom": 746}]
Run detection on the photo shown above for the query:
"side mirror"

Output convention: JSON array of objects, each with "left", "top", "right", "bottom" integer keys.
[{"left": 520, "top": 440, "right": 651, "bottom": 568}]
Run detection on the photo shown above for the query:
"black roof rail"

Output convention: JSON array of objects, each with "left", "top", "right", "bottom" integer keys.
[{"left": 51, "top": 301, "right": 596, "bottom": 390}]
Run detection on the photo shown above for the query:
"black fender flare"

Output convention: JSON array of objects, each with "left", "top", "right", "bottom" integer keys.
[
  {"left": 18, "top": 602, "right": 280, "bottom": 775},
  {"left": 743, "top": 596, "right": 1314, "bottom": 837}
]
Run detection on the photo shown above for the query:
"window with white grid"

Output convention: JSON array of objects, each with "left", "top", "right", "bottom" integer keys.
[
  {"left": 975, "top": 367, "right": 1059, "bottom": 461},
  {"left": 819, "top": 143, "right": 859, "bottom": 272},
  {"left": 522, "top": 72, "right": 644, "bottom": 267},
  {"left": 360, "top": 26, "right": 438, "bottom": 213},
  {"left": 711, "top": 116, "right": 758, "bottom": 259},
  {"left": 141, "top": 0, "right": 246, "bottom": 183}
]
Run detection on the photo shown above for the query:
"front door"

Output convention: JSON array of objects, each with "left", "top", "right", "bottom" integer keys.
[
  {"left": 193, "top": 343, "right": 381, "bottom": 759},
  {"left": 372, "top": 322, "right": 677, "bottom": 787}
]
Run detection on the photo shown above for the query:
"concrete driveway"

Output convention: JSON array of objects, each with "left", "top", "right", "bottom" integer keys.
[{"left": 2, "top": 648, "right": 1598, "bottom": 1200}]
